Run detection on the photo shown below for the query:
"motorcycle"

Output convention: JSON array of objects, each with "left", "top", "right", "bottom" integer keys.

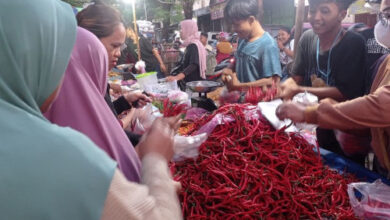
[{"left": 207, "top": 56, "right": 235, "bottom": 81}]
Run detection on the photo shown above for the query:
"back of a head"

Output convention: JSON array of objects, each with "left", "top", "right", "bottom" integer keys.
[
  {"left": 71, "top": 27, "right": 108, "bottom": 95},
  {"left": 308, "top": 0, "right": 357, "bottom": 10},
  {"left": 76, "top": 2, "right": 123, "bottom": 39},
  {"left": 0, "top": 0, "right": 76, "bottom": 113},
  {"left": 224, "top": 0, "right": 259, "bottom": 23}
]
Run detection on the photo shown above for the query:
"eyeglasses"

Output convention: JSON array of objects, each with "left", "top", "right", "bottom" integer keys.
[{"left": 378, "top": 11, "right": 390, "bottom": 27}]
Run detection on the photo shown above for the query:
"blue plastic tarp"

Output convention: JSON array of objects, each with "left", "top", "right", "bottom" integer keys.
[{"left": 319, "top": 147, "right": 390, "bottom": 185}]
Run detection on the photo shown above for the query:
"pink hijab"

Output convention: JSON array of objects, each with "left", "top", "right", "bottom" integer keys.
[
  {"left": 45, "top": 27, "right": 141, "bottom": 182},
  {"left": 180, "top": 19, "right": 207, "bottom": 79}
]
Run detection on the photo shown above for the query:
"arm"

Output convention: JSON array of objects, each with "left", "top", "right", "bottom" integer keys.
[
  {"left": 120, "top": 108, "right": 135, "bottom": 129},
  {"left": 280, "top": 77, "right": 345, "bottom": 101},
  {"left": 152, "top": 49, "right": 168, "bottom": 75},
  {"left": 296, "top": 86, "right": 345, "bottom": 101},
  {"left": 113, "top": 96, "right": 132, "bottom": 115},
  {"left": 166, "top": 64, "right": 198, "bottom": 82},
  {"left": 226, "top": 74, "right": 279, "bottom": 91},
  {"left": 277, "top": 40, "right": 294, "bottom": 58},
  {"left": 283, "top": 47, "right": 294, "bottom": 58},
  {"left": 305, "top": 85, "right": 390, "bottom": 130},
  {"left": 101, "top": 154, "right": 182, "bottom": 220}
]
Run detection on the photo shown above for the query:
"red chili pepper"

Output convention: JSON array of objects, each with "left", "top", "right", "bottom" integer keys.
[
  {"left": 171, "top": 104, "right": 359, "bottom": 219},
  {"left": 161, "top": 98, "right": 188, "bottom": 117}
]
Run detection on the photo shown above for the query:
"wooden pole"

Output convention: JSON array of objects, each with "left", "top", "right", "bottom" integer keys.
[
  {"left": 294, "top": 0, "right": 305, "bottom": 57},
  {"left": 132, "top": 0, "right": 141, "bottom": 61}
]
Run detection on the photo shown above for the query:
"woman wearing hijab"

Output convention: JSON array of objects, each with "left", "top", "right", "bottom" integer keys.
[
  {"left": 76, "top": 2, "right": 151, "bottom": 146},
  {"left": 167, "top": 20, "right": 207, "bottom": 90},
  {"left": 0, "top": 1, "right": 181, "bottom": 219},
  {"left": 277, "top": 0, "right": 390, "bottom": 178},
  {"left": 45, "top": 27, "right": 141, "bottom": 182}
]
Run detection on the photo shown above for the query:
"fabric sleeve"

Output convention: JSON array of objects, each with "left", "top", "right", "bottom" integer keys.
[
  {"left": 185, "top": 44, "right": 200, "bottom": 66},
  {"left": 291, "top": 34, "right": 307, "bottom": 78},
  {"left": 104, "top": 85, "right": 119, "bottom": 117},
  {"left": 183, "top": 64, "right": 198, "bottom": 76},
  {"left": 261, "top": 41, "right": 282, "bottom": 78},
  {"left": 304, "top": 85, "right": 390, "bottom": 130},
  {"left": 334, "top": 33, "right": 367, "bottom": 99},
  {"left": 113, "top": 96, "right": 132, "bottom": 115},
  {"left": 101, "top": 153, "right": 182, "bottom": 220}
]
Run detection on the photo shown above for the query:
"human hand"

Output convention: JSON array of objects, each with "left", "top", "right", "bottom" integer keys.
[
  {"left": 166, "top": 76, "right": 177, "bottom": 82},
  {"left": 110, "top": 83, "right": 122, "bottom": 94},
  {"left": 276, "top": 101, "right": 306, "bottom": 123},
  {"left": 221, "top": 69, "right": 239, "bottom": 91},
  {"left": 137, "top": 116, "right": 181, "bottom": 161},
  {"left": 277, "top": 40, "right": 284, "bottom": 50},
  {"left": 279, "top": 78, "right": 300, "bottom": 100},
  {"left": 124, "top": 91, "right": 152, "bottom": 108},
  {"left": 224, "top": 74, "right": 240, "bottom": 92}
]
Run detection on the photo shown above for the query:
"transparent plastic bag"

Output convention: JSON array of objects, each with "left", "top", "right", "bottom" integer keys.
[
  {"left": 131, "top": 104, "right": 161, "bottom": 135},
  {"left": 185, "top": 107, "right": 208, "bottom": 121},
  {"left": 193, "top": 105, "right": 261, "bottom": 136},
  {"left": 144, "top": 79, "right": 179, "bottom": 95},
  {"left": 292, "top": 92, "right": 318, "bottom": 132},
  {"left": 173, "top": 133, "right": 208, "bottom": 162},
  {"left": 194, "top": 113, "right": 235, "bottom": 135},
  {"left": 348, "top": 180, "right": 390, "bottom": 220},
  {"left": 219, "top": 87, "right": 241, "bottom": 105}
]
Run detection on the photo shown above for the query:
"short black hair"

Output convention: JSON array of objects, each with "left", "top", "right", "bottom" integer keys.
[
  {"left": 308, "top": 0, "right": 357, "bottom": 10},
  {"left": 224, "top": 0, "right": 259, "bottom": 23},
  {"left": 279, "top": 26, "right": 291, "bottom": 34},
  {"left": 201, "top": 32, "right": 208, "bottom": 37}
]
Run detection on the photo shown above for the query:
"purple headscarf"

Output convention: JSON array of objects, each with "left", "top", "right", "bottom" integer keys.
[{"left": 45, "top": 27, "right": 141, "bottom": 182}]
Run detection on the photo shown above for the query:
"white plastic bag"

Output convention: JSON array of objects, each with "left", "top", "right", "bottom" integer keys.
[
  {"left": 292, "top": 92, "right": 318, "bottom": 131},
  {"left": 348, "top": 180, "right": 390, "bottom": 219},
  {"left": 173, "top": 133, "right": 208, "bottom": 162},
  {"left": 257, "top": 99, "right": 297, "bottom": 133}
]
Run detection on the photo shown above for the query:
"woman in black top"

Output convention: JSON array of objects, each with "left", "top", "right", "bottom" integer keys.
[{"left": 167, "top": 20, "right": 207, "bottom": 90}]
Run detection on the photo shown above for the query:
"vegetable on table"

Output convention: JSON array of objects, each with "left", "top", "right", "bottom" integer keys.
[
  {"left": 171, "top": 104, "right": 358, "bottom": 219},
  {"left": 161, "top": 98, "right": 188, "bottom": 117}
]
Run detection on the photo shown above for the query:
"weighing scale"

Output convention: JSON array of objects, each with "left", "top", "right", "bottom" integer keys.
[{"left": 186, "top": 81, "right": 223, "bottom": 112}]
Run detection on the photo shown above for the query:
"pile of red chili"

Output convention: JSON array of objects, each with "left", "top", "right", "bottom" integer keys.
[
  {"left": 171, "top": 104, "right": 358, "bottom": 219},
  {"left": 244, "top": 83, "right": 278, "bottom": 104},
  {"left": 161, "top": 98, "right": 188, "bottom": 117}
]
